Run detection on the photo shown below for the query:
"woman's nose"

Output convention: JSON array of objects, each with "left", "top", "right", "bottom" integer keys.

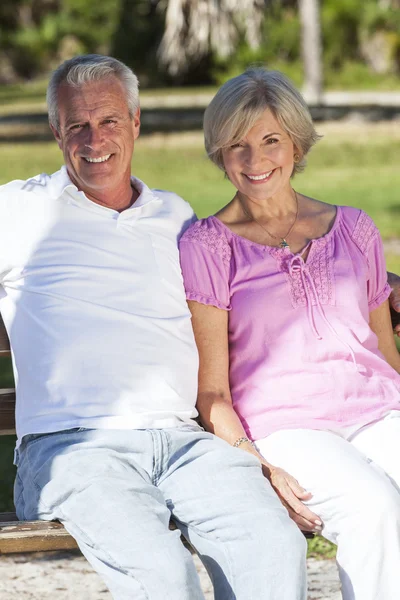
[{"left": 245, "top": 146, "right": 267, "bottom": 169}]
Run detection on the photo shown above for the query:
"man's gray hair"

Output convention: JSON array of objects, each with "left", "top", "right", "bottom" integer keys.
[{"left": 47, "top": 54, "right": 139, "bottom": 130}]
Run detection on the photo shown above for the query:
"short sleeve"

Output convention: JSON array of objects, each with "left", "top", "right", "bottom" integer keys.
[
  {"left": 179, "top": 218, "right": 232, "bottom": 311},
  {"left": 366, "top": 231, "right": 391, "bottom": 311},
  {"left": 352, "top": 210, "right": 391, "bottom": 311}
]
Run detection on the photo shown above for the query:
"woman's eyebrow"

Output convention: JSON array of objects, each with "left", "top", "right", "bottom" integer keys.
[{"left": 263, "top": 132, "right": 281, "bottom": 139}]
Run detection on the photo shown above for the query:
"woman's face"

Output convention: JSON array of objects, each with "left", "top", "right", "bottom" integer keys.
[{"left": 221, "top": 108, "right": 297, "bottom": 202}]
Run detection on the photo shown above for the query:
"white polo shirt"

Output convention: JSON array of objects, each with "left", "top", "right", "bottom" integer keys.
[{"left": 0, "top": 167, "right": 199, "bottom": 446}]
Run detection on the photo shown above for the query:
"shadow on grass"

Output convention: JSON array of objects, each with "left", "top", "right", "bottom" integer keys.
[
  {"left": 0, "top": 91, "right": 45, "bottom": 106},
  {"left": 0, "top": 108, "right": 206, "bottom": 143},
  {"left": 388, "top": 204, "right": 400, "bottom": 215}
]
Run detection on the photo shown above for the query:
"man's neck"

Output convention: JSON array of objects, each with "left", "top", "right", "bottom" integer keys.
[
  {"left": 84, "top": 185, "right": 140, "bottom": 213},
  {"left": 67, "top": 171, "right": 140, "bottom": 212}
]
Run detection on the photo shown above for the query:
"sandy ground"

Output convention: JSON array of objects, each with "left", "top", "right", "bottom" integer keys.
[{"left": 0, "top": 550, "right": 341, "bottom": 600}]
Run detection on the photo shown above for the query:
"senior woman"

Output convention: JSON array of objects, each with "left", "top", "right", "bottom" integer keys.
[{"left": 179, "top": 68, "right": 400, "bottom": 600}]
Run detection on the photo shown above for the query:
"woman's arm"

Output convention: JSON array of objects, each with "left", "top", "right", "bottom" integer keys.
[
  {"left": 369, "top": 299, "right": 400, "bottom": 373},
  {"left": 188, "top": 299, "right": 322, "bottom": 532}
]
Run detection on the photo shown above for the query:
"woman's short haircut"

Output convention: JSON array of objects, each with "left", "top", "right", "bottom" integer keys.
[
  {"left": 47, "top": 54, "right": 139, "bottom": 130},
  {"left": 204, "top": 68, "right": 321, "bottom": 175}
]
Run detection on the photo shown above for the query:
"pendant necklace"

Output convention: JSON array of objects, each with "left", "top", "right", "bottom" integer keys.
[{"left": 239, "top": 191, "right": 299, "bottom": 249}]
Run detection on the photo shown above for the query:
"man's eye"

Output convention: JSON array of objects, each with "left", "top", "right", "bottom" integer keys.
[{"left": 70, "top": 124, "right": 83, "bottom": 130}]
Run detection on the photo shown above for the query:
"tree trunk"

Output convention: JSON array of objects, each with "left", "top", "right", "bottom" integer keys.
[
  {"left": 157, "top": 0, "right": 264, "bottom": 78},
  {"left": 298, "top": 0, "right": 323, "bottom": 104}
]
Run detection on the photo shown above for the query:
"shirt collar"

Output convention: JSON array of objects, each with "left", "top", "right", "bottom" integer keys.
[{"left": 48, "top": 166, "right": 162, "bottom": 215}]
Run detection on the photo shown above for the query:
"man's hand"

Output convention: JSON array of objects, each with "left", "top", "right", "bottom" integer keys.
[
  {"left": 261, "top": 463, "right": 323, "bottom": 533},
  {"left": 388, "top": 272, "right": 400, "bottom": 336}
]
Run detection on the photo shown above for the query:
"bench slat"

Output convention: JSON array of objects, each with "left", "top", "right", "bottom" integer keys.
[
  {"left": 0, "top": 513, "right": 193, "bottom": 554},
  {"left": 0, "top": 518, "right": 78, "bottom": 554},
  {"left": 0, "top": 389, "right": 16, "bottom": 433},
  {"left": 0, "top": 315, "right": 10, "bottom": 355}
]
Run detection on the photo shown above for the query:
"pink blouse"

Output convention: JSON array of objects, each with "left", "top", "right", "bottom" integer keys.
[{"left": 179, "top": 206, "right": 400, "bottom": 441}]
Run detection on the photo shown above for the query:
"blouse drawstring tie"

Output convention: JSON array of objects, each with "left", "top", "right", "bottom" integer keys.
[{"left": 289, "top": 255, "right": 358, "bottom": 369}]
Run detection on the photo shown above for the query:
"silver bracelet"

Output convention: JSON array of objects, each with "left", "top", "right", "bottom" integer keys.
[{"left": 233, "top": 436, "right": 255, "bottom": 448}]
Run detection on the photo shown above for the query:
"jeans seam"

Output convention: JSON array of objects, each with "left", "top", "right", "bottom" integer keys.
[
  {"left": 15, "top": 472, "right": 26, "bottom": 520},
  {"left": 23, "top": 442, "right": 150, "bottom": 599},
  {"left": 24, "top": 445, "right": 51, "bottom": 519},
  {"left": 57, "top": 507, "right": 151, "bottom": 599},
  {"left": 172, "top": 515, "right": 235, "bottom": 594}
]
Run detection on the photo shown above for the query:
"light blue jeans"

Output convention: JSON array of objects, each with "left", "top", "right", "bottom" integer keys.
[{"left": 14, "top": 427, "right": 307, "bottom": 599}]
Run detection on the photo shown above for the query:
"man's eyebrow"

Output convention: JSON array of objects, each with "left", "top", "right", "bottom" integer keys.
[
  {"left": 64, "top": 113, "right": 123, "bottom": 127},
  {"left": 64, "top": 116, "right": 87, "bottom": 127},
  {"left": 101, "top": 114, "right": 123, "bottom": 120}
]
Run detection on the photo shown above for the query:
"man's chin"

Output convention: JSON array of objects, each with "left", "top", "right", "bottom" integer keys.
[{"left": 72, "top": 173, "right": 115, "bottom": 194}]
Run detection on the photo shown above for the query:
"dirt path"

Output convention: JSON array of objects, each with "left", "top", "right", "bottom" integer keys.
[{"left": 0, "top": 550, "right": 341, "bottom": 599}]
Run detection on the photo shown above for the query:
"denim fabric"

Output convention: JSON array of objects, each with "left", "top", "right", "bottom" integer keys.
[{"left": 15, "top": 427, "right": 306, "bottom": 600}]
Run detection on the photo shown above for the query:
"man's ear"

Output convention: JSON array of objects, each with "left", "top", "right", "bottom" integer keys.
[
  {"left": 132, "top": 107, "right": 141, "bottom": 140},
  {"left": 50, "top": 124, "right": 63, "bottom": 149}
]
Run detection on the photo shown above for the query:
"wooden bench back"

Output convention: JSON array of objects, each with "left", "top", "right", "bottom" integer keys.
[
  {"left": 0, "top": 316, "right": 15, "bottom": 434},
  {"left": 0, "top": 315, "right": 10, "bottom": 355}
]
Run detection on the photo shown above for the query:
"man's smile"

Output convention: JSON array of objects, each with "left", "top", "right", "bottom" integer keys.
[{"left": 83, "top": 154, "right": 112, "bottom": 163}]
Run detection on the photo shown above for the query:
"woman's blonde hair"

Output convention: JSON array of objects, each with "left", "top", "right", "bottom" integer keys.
[{"left": 204, "top": 68, "right": 321, "bottom": 176}]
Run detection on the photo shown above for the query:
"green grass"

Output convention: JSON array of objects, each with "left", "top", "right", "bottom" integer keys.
[
  {"left": 307, "top": 535, "right": 336, "bottom": 560},
  {"left": 0, "top": 126, "right": 399, "bottom": 560}
]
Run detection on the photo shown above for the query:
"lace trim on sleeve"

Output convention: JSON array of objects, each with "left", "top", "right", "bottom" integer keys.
[
  {"left": 351, "top": 211, "right": 379, "bottom": 254},
  {"left": 180, "top": 220, "right": 232, "bottom": 266}
]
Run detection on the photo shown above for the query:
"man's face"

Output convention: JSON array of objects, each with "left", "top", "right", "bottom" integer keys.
[{"left": 51, "top": 76, "right": 140, "bottom": 204}]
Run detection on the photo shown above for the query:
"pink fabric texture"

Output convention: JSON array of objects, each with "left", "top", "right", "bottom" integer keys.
[{"left": 179, "top": 206, "right": 400, "bottom": 441}]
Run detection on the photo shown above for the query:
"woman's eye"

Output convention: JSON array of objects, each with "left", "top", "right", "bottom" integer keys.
[{"left": 266, "top": 138, "right": 278, "bottom": 144}]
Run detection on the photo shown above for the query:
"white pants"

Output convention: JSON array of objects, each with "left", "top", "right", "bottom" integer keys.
[{"left": 256, "top": 412, "right": 400, "bottom": 600}]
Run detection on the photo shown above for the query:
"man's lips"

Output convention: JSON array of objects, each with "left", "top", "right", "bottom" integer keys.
[{"left": 82, "top": 154, "right": 112, "bottom": 163}]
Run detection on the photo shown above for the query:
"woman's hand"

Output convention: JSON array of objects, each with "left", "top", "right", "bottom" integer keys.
[{"left": 262, "top": 463, "right": 322, "bottom": 532}]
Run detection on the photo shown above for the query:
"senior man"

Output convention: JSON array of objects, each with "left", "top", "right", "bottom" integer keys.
[{"left": 0, "top": 55, "right": 308, "bottom": 599}]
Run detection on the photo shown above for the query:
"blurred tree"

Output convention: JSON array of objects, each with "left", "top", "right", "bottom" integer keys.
[
  {"left": 60, "top": 0, "right": 120, "bottom": 54},
  {"left": 379, "top": 0, "right": 400, "bottom": 7},
  {"left": 0, "top": 0, "right": 120, "bottom": 80},
  {"left": 157, "top": 0, "right": 265, "bottom": 79},
  {"left": 0, "top": 0, "right": 61, "bottom": 78},
  {"left": 298, "top": 0, "right": 323, "bottom": 102},
  {"left": 111, "top": 0, "right": 164, "bottom": 85},
  {"left": 1, "top": 0, "right": 399, "bottom": 86}
]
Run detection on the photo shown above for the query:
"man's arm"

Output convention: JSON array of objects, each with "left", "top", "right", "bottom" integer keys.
[{"left": 387, "top": 272, "right": 400, "bottom": 336}]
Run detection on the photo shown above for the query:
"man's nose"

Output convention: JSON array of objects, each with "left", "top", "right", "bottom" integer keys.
[{"left": 83, "top": 127, "right": 103, "bottom": 149}]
